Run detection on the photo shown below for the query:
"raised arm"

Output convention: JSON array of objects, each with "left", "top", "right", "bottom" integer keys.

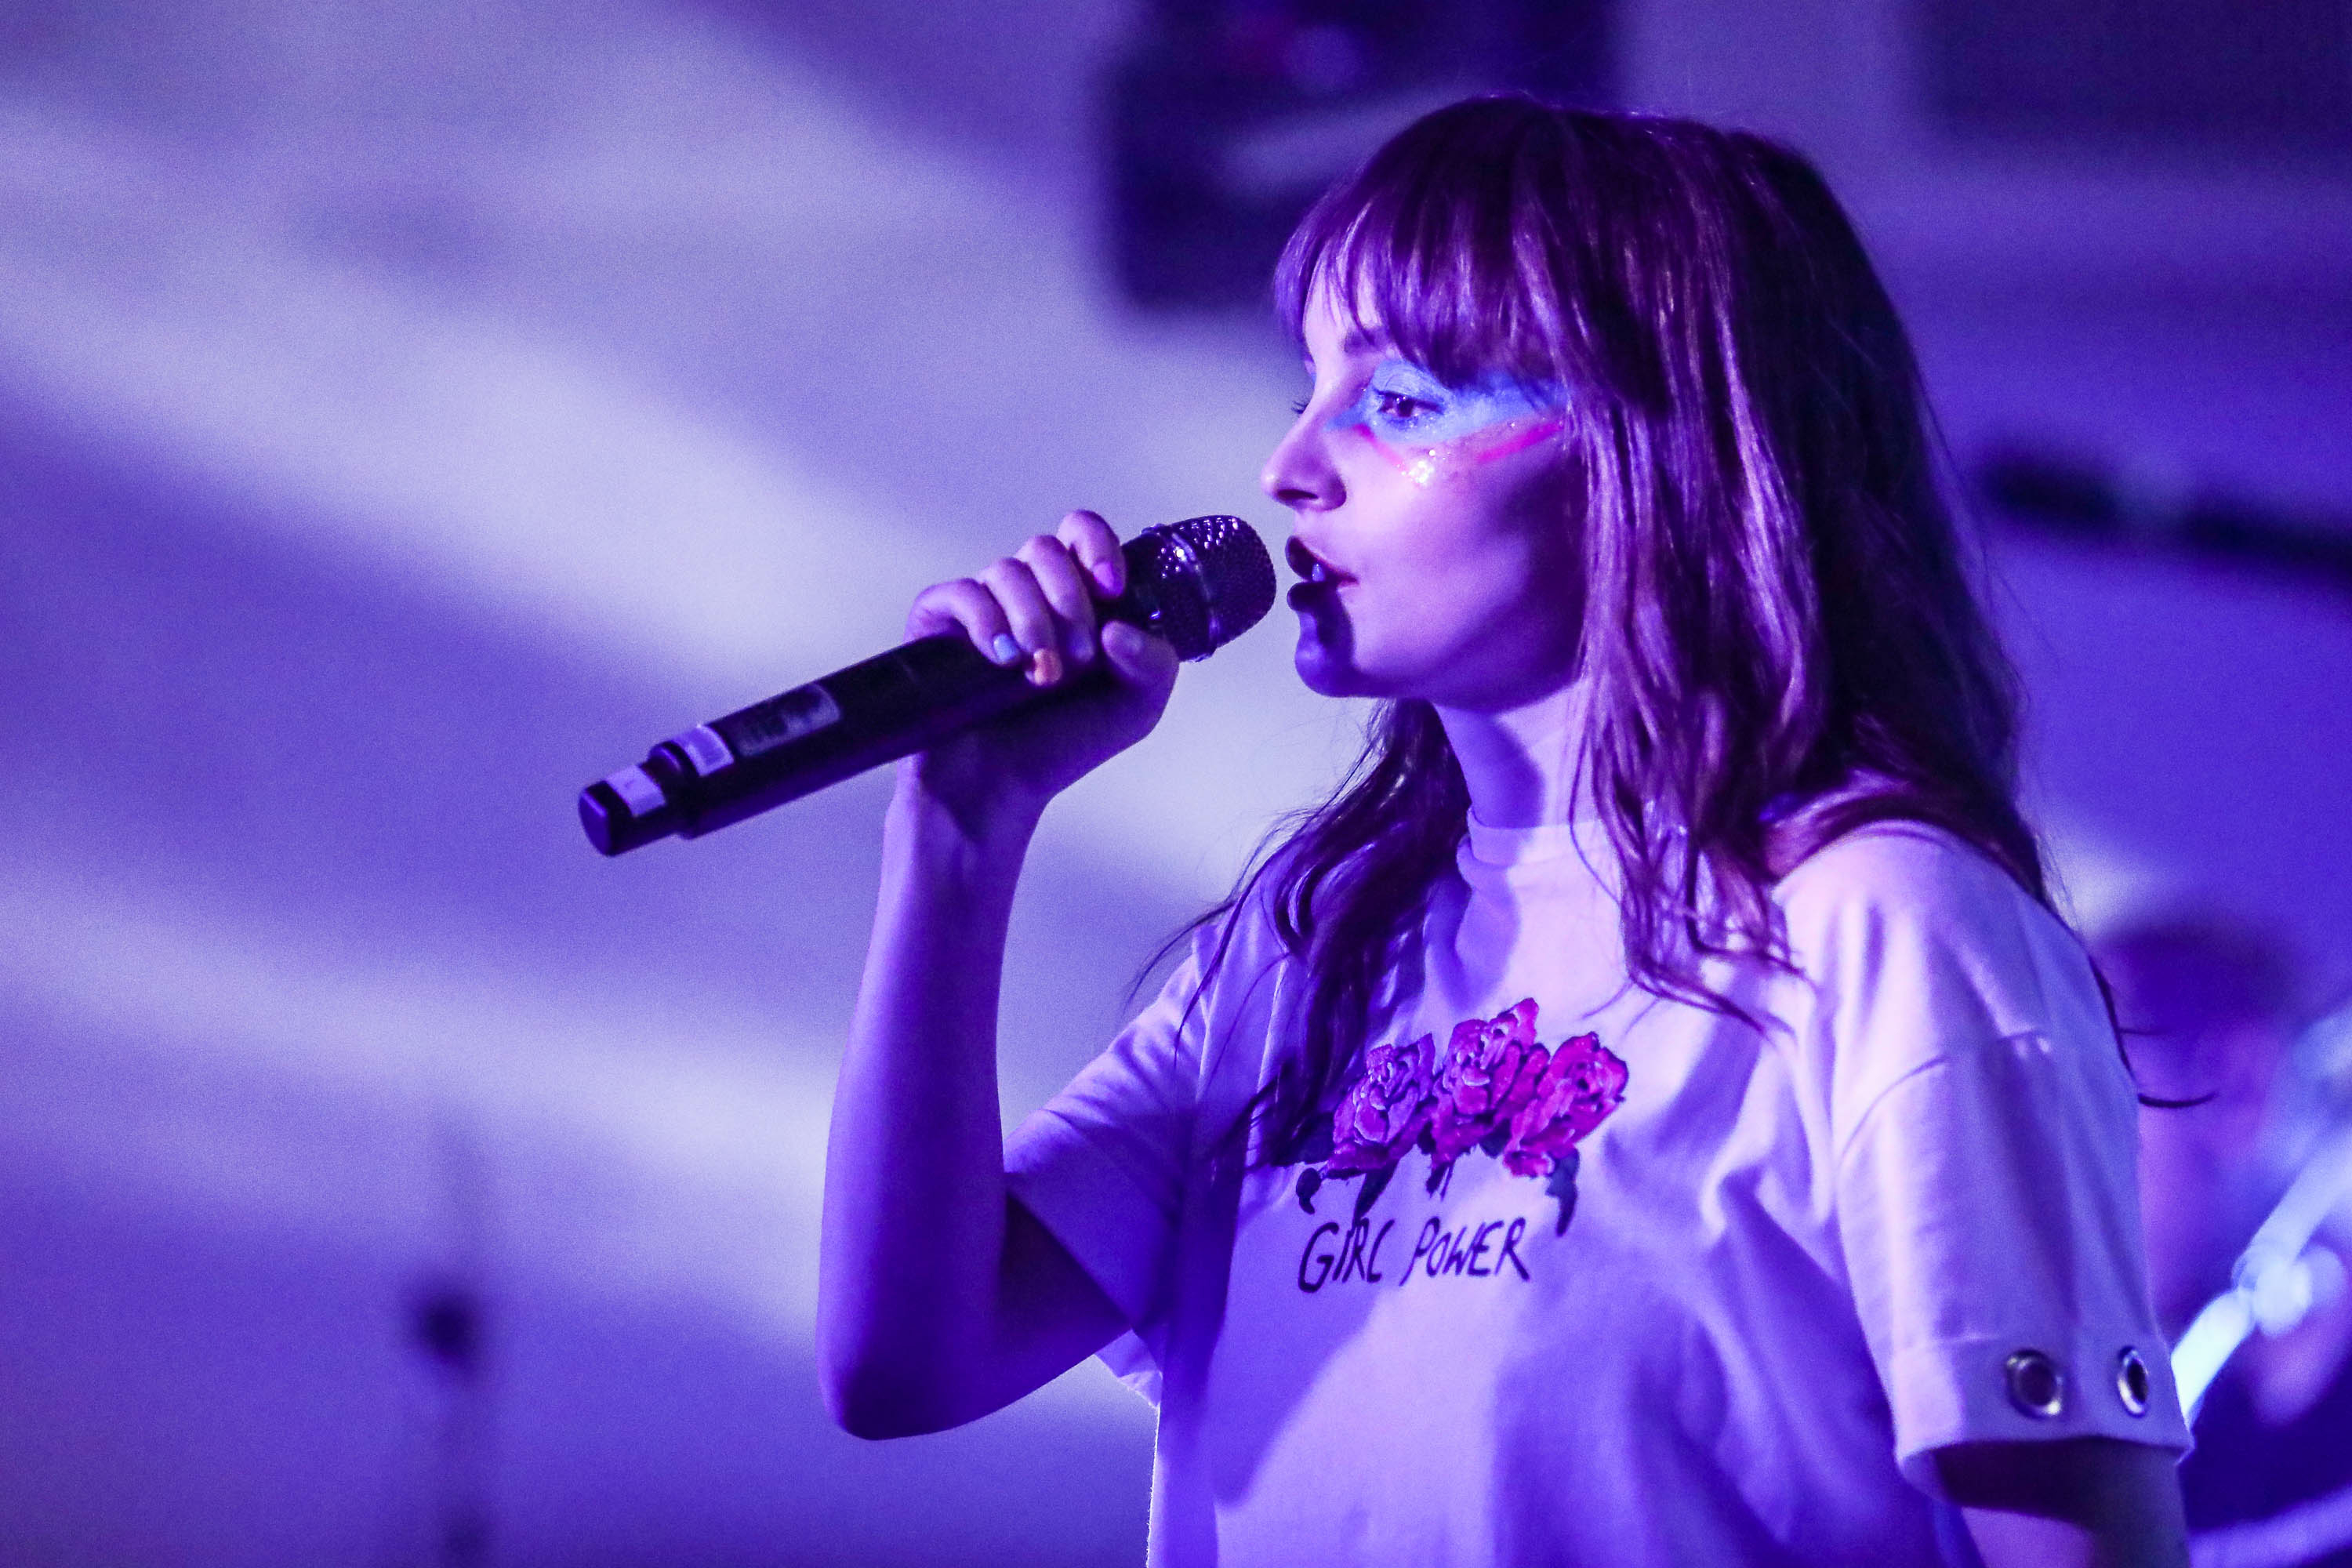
[{"left": 816, "top": 512, "right": 1178, "bottom": 1439}]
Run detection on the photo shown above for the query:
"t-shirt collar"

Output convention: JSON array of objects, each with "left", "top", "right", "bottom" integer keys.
[{"left": 1461, "top": 809, "right": 1606, "bottom": 869}]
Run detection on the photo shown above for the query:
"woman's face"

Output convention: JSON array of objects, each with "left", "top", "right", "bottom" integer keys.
[{"left": 1263, "top": 284, "right": 1584, "bottom": 712}]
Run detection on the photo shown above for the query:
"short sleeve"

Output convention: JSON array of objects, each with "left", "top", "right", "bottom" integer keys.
[{"left": 1780, "top": 826, "right": 2192, "bottom": 1492}]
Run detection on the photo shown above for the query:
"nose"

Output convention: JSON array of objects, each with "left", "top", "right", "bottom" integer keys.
[{"left": 1261, "top": 408, "right": 1343, "bottom": 512}]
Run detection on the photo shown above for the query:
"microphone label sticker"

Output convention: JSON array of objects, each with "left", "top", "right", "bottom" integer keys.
[{"left": 720, "top": 684, "right": 844, "bottom": 759}]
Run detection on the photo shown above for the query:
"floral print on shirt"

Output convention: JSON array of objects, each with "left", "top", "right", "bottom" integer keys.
[{"left": 1294, "top": 999, "right": 1627, "bottom": 1236}]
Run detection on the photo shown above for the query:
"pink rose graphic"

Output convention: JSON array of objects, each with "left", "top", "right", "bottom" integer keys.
[
  {"left": 1426, "top": 999, "right": 1550, "bottom": 1167},
  {"left": 1327, "top": 1032, "right": 1438, "bottom": 1174},
  {"left": 1502, "top": 1031, "right": 1628, "bottom": 1177}
]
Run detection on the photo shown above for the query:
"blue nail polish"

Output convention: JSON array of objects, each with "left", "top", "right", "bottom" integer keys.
[{"left": 990, "top": 633, "right": 1023, "bottom": 666}]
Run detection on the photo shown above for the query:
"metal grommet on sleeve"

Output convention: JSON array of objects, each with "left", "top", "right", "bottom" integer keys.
[
  {"left": 2004, "top": 1350, "right": 2067, "bottom": 1419},
  {"left": 2115, "top": 1348, "right": 2151, "bottom": 1417}
]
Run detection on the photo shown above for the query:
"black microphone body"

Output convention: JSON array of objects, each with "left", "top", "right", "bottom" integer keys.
[{"left": 580, "top": 517, "right": 1274, "bottom": 856}]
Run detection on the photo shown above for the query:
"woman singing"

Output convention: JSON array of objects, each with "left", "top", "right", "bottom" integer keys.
[{"left": 818, "top": 97, "right": 2191, "bottom": 1566}]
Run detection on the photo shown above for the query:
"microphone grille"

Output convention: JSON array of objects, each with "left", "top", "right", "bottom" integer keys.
[{"left": 1127, "top": 515, "right": 1277, "bottom": 661}]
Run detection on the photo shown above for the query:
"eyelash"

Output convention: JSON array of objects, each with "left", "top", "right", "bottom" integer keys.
[
  {"left": 1371, "top": 389, "right": 1438, "bottom": 423},
  {"left": 1291, "top": 384, "right": 1444, "bottom": 423}
]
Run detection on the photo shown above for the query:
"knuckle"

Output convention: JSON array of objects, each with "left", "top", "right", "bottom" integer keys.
[
  {"left": 996, "top": 589, "right": 1047, "bottom": 633},
  {"left": 949, "top": 583, "right": 1003, "bottom": 626},
  {"left": 1031, "top": 553, "right": 1085, "bottom": 601},
  {"left": 914, "top": 579, "right": 971, "bottom": 617},
  {"left": 979, "top": 560, "right": 1034, "bottom": 604}
]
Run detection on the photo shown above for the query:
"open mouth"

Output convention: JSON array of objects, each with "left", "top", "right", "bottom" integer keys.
[{"left": 1286, "top": 537, "right": 1348, "bottom": 589}]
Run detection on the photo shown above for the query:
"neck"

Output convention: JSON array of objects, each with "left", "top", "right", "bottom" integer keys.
[{"left": 1435, "top": 681, "right": 1590, "bottom": 829}]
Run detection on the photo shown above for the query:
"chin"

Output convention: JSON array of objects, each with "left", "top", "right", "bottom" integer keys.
[
  {"left": 1293, "top": 661, "right": 1362, "bottom": 699},
  {"left": 1292, "top": 637, "right": 1388, "bottom": 700},
  {"left": 1291, "top": 641, "right": 1357, "bottom": 699}
]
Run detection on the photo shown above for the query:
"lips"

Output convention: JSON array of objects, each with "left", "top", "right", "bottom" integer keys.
[
  {"left": 1289, "top": 540, "right": 1345, "bottom": 611},
  {"left": 1286, "top": 538, "right": 1349, "bottom": 606}
]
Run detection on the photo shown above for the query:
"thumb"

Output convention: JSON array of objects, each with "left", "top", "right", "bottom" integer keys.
[{"left": 1102, "top": 620, "right": 1179, "bottom": 697}]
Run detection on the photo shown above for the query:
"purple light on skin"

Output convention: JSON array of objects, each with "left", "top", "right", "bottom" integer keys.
[{"left": 1327, "top": 358, "right": 1567, "bottom": 487}]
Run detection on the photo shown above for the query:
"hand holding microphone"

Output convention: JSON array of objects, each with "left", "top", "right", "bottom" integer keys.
[
  {"left": 579, "top": 512, "right": 1276, "bottom": 855},
  {"left": 895, "top": 510, "right": 1181, "bottom": 822}
]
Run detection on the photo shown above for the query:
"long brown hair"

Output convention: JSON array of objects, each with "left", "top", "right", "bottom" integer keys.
[{"left": 1185, "top": 98, "right": 2053, "bottom": 1160}]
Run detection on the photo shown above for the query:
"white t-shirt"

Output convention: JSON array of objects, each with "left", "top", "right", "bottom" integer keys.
[{"left": 1007, "top": 818, "right": 2189, "bottom": 1566}]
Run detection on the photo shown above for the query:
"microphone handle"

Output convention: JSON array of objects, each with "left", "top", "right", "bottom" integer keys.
[
  {"left": 579, "top": 517, "right": 1250, "bottom": 857},
  {"left": 579, "top": 633, "right": 1095, "bottom": 855}
]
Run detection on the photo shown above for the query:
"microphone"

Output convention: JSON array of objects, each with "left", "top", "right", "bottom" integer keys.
[{"left": 579, "top": 516, "right": 1276, "bottom": 855}]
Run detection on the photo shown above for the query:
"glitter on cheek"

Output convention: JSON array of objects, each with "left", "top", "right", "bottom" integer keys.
[
  {"left": 1346, "top": 426, "right": 1443, "bottom": 488},
  {"left": 1374, "top": 416, "right": 1565, "bottom": 491}
]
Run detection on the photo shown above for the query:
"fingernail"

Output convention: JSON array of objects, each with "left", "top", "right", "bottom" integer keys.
[
  {"left": 1093, "top": 561, "right": 1120, "bottom": 593},
  {"left": 1028, "top": 648, "right": 1063, "bottom": 687},
  {"left": 989, "top": 633, "right": 1022, "bottom": 666}
]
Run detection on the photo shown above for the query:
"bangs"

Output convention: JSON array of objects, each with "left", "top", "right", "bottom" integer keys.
[{"left": 1273, "top": 96, "right": 1583, "bottom": 393}]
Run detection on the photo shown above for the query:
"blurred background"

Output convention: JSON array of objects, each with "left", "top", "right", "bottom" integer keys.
[{"left": 1, "top": 0, "right": 2347, "bottom": 1563}]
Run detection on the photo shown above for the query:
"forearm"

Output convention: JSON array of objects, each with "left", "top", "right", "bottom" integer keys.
[
  {"left": 818, "top": 771, "right": 1040, "bottom": 1434},
  {"left": 1942, "top": 1439, "right": 2188, "bottom": 1568},
  {"left": 1962, "top": 1509, "right": 2184, "bottom": 1568},
  {"left": 817, "top": 520, "right": 1178, "bottom": 1436}
]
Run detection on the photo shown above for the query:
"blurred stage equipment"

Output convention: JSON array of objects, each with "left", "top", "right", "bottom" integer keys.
[
  {"left": 1978, "top": 448, "right": 2352, "bottom": 597},
  {"left": 408, "top": 1122, "right": 495, "bottom": 1568},
  {"left": 580, "top": 516, "right": 1276, "bottom": 855},
  {"left": 1103, "top": 0, "right": 1612, "bottom": 308},
  {"left": 1921, "top": 0, "right": 2352, "bottom": 152},
  {"left": 2172, "top": 1002, "right": 2352, "bottom": 1418}
]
